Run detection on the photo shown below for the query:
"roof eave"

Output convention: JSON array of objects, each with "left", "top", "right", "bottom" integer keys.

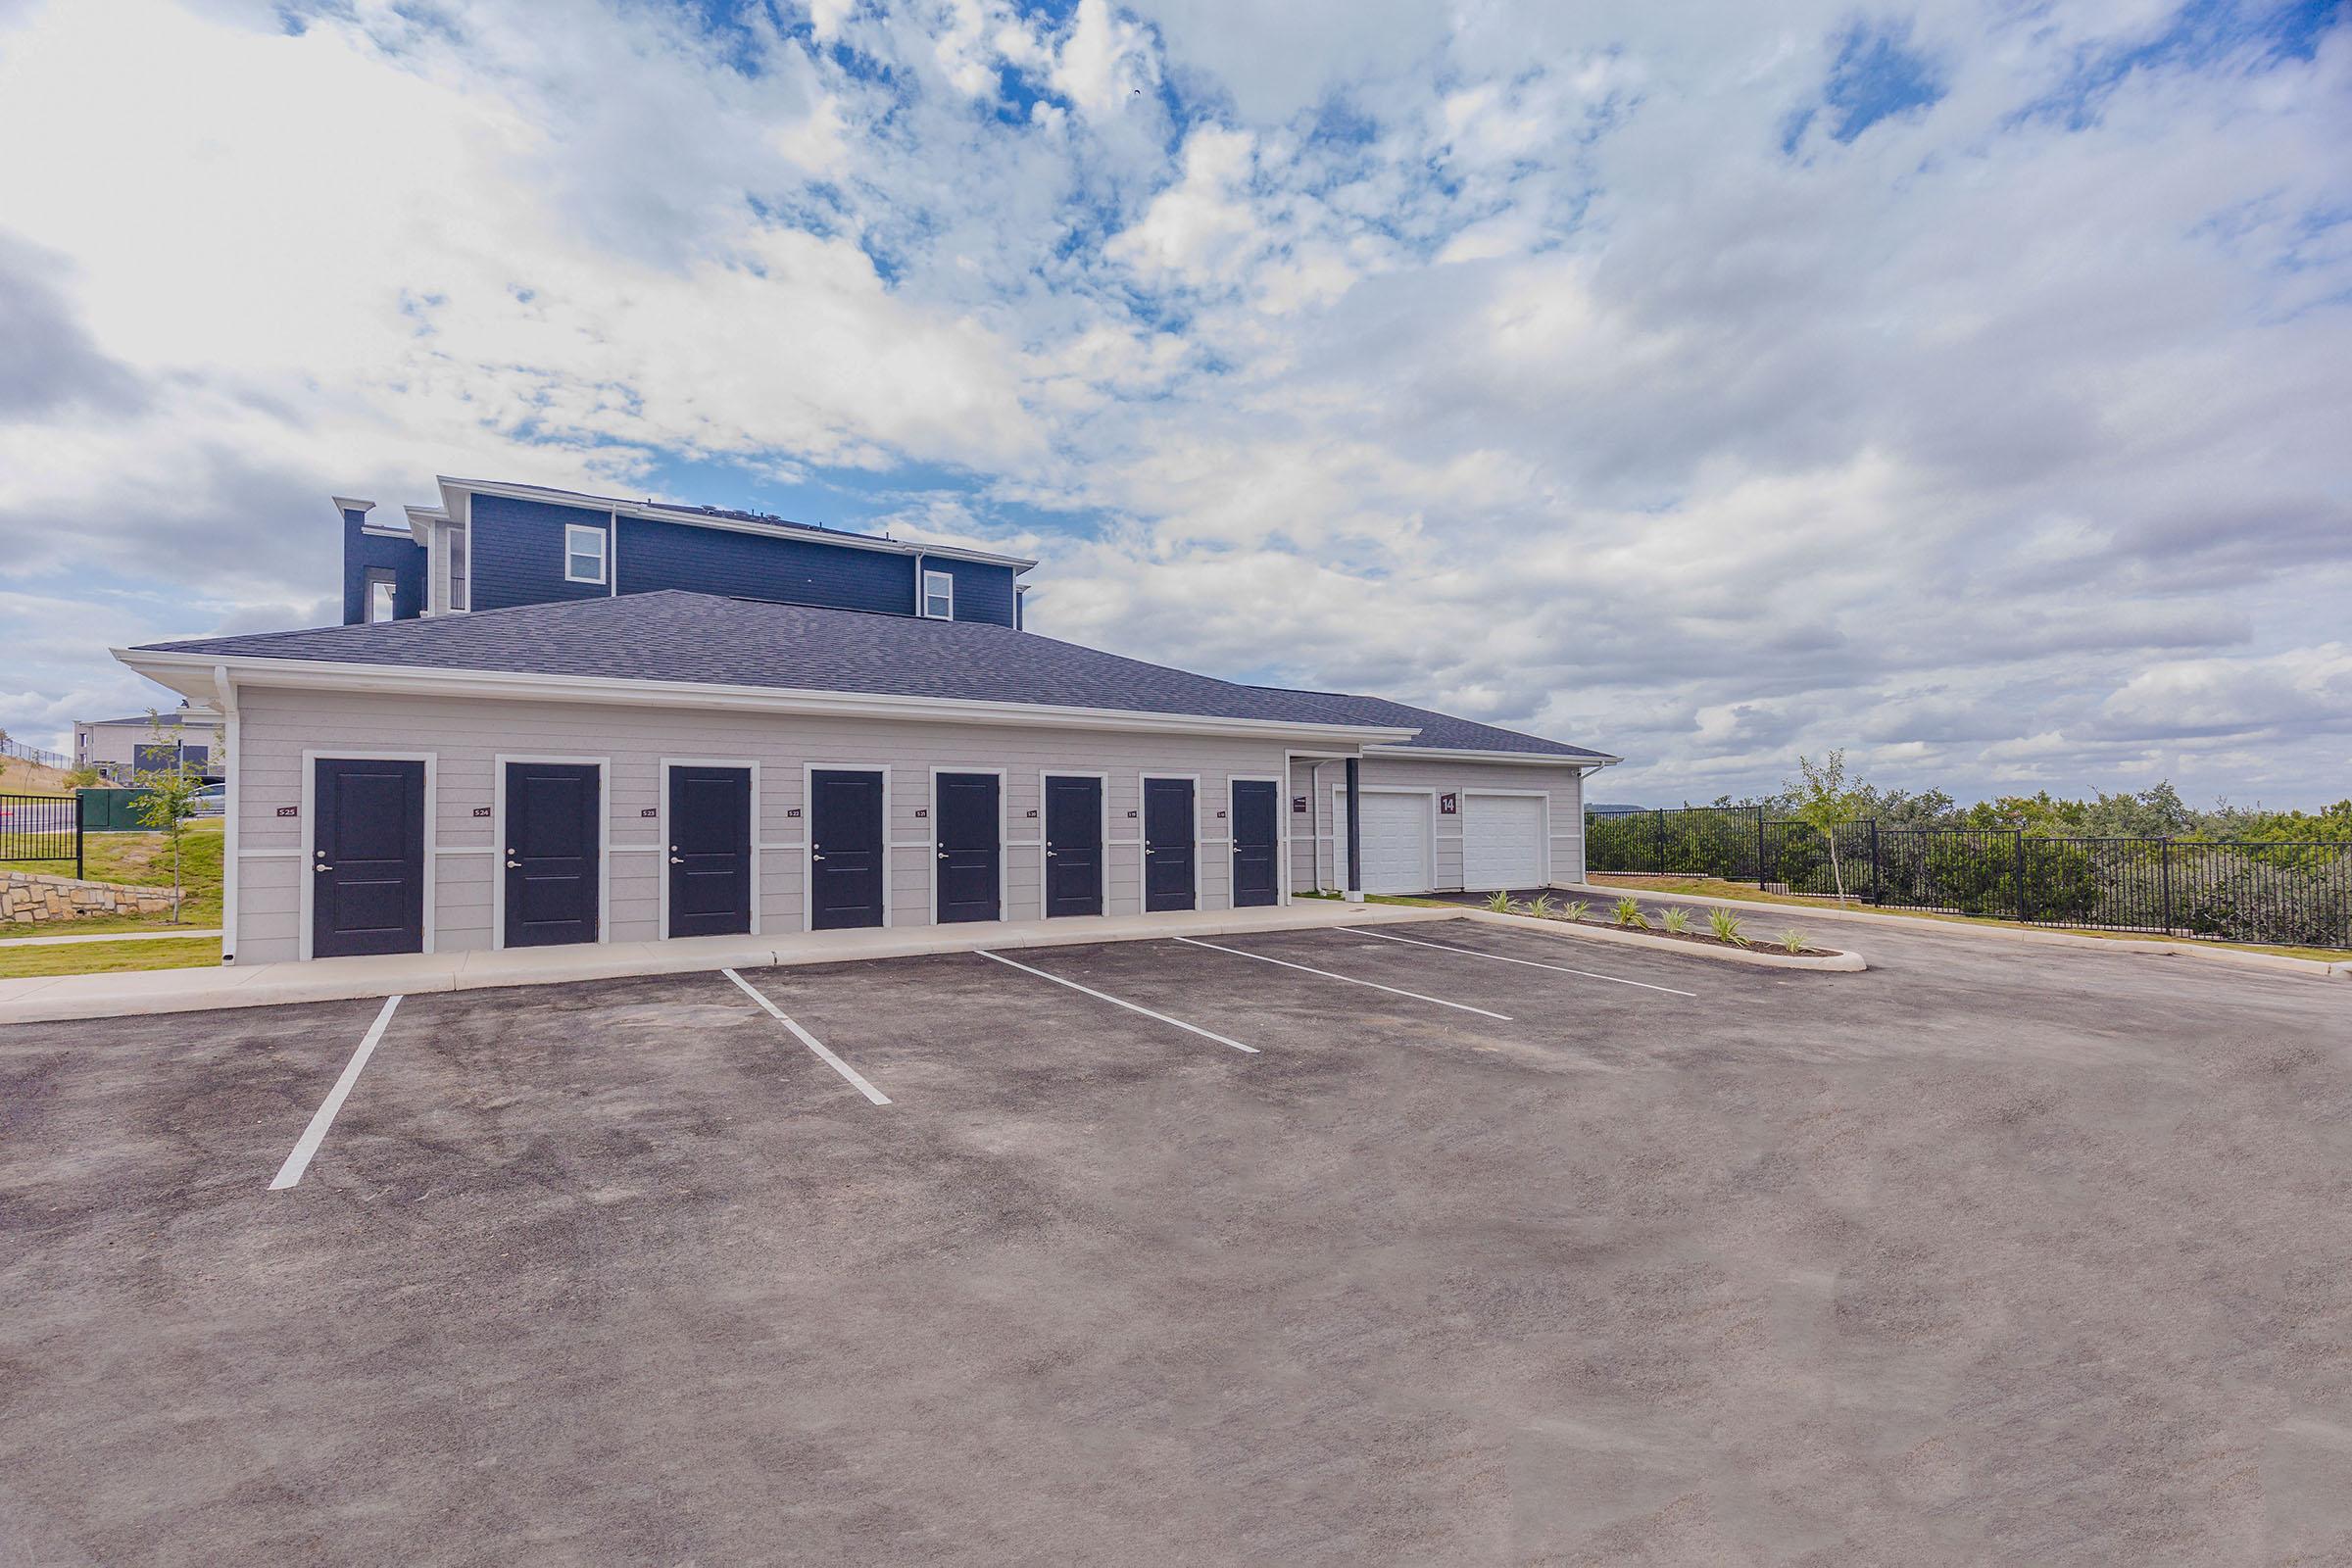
[
  {"left": 114, "top": 648, "right": 1421, "bottom": 749},
  {"left": 1369, "top": 742, "right": 1620, "bottom": 767}
]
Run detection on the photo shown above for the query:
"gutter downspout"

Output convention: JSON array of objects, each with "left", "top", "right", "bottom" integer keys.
[
  {"left": 213, "top": 663, "right": 239, "bottom": 964},
  {"left": 609, "top": 508, "right": 618, "bottom": 596}
]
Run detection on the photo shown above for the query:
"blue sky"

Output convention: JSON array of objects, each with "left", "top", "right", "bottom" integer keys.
[{"left": 0, "top": 0, "right": 2347, "bottom": 805}]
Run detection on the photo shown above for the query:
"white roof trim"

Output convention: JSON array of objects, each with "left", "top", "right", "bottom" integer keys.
[
  {"left": 113, "top": 649, "right": 1421, "bottom": 749},
  {"left": 1365, "top": 743, "right": 1620, "bottom": 768},
  {"left": 329, "top": 496, "right": 373, "bottom": 516},
  {"left": 403, "top": 505, "right": 452, "bottom": 545},
  {"left": 435, "top": 476, "right": 1037, "bottom": 572}
]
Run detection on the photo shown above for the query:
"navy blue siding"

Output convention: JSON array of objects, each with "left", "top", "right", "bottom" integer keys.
[
  {"left": 341, "top": 509, "right": 425, "bottom": 624},
  {"left": 921, "top": 556, "right": 1018, "bottom": 627},
  {"left": 613, "top": 513, "right": 916, "bottom": 615},
  {"left": 463, "top": 493, "right": 1022, "bottom": 625},
  {"left": 468, "top": 495, "right": 616, "bottom": 612}
]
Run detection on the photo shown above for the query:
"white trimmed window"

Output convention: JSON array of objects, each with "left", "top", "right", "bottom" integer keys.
[
  {"left": 564, "top": 523, "right": 607, "bottom": 584},
  {"left": 367, "top": 573, "right": 396, "bottom": 623},
  {"left": 921, "top": 568, "right": 954, "bottom": 619}
]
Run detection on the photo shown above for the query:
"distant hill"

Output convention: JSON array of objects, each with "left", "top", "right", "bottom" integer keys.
[
  {"left": 1587, "top": 803, "right": 1649, "bottom": 817},
  {"left": 0, "top": 758, "right": 78, "bottom": 795}
]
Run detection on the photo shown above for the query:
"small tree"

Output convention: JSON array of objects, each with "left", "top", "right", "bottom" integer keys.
[
  {"left": 130, "top": 711, "right": 200, "bottom": 922},
  {"left": 1787, "top": 750, "right": 1869, "bottom": 907}
]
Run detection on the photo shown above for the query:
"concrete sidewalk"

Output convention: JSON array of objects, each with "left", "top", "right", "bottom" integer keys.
[{"left": 0, "top": 902, "right": 1459, "bottom": 1024}]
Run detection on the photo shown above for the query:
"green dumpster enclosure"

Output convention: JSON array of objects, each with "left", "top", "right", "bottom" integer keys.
[{"left": 77, "top": 788, "right": 156, "bottom": 832}]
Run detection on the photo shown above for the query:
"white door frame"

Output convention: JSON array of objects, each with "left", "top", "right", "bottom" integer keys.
[
  {"left": 804, "top": 762, "right": 893, "bottom": 931},
  {"left": 492, "top": 754, "right": 610, "bottom": 951},
  {"left": 657, "top": 757, "right": 761, "bottom": 940},
  {"left": 1226, "top": 772, "right": 1286, "bottom": 908},
  {"left": 1331, "top": 784, "right": 1438, "bottom": 896},
  {"left": 299, "top": 750, "right": 438, "bottom": 962},
  {"left": 1039, "top": 769, "right": 1110, "bottom": 918},
  {"left": 1139, "top": 772, "right": 1201, "bottom": 913},
  {"left": 928, "top": 764, "right": 1008, "bottom": 924},
  {"left": 1460, "top": 786, "right": 1552, "bottom": 889}
]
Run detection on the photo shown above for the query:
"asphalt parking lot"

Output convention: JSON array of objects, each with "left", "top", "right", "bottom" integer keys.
[{"left": 4, "top": 917, "right": 2350, "bottom": 1564}]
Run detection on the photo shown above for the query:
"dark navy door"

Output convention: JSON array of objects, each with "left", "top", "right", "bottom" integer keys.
[
  {"left": 1044, "top": 775, "right": 1102, "bottom": 917},
  {"left": 668, "top": 765, "right": 752, "bottom": 937},
  {"left": 312, "top": 758, "right": 426, "bottom": 958},
  {"left": 1231, "top": 780, "right": 1280, "bottom": 907},
  {"left": 504, "top": 761, "right": 601, "bottom": 948},
  {"left": 810, "top": 768, "right": 885, "bottom": 930},
  {"left": 1144, "top": 777, "right": 1196, "bottom": 912},
  {"left": 934, "top": 772, "right": 1001, "bottom": 924}
]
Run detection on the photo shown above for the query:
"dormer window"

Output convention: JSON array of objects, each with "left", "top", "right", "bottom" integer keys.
[
  {"left": 564, "top": 524, "right": 607, "bottom": 585},
  {"left": 921, "top": 568, "right": 954, "bottom": 619}
]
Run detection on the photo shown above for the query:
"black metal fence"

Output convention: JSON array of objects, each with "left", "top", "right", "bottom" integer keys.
[
  {"left": 0, "top": 794, "right": 83, "bottom": 879},
  {"left": 1587, "top": 806, "right": 2352, "bottom": 951}
]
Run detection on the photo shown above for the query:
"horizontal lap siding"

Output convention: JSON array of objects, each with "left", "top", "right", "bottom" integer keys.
[
  {"left": 231, "top": 688, "right": 1290, "bottom": 962},
  {"left": 1288, "top": 753, "right": 1587, "bottom": 894},
  {"left": 470, "top": 495, "right": 615, "bottom": 612},
  {"left": 616, "top": 514, "right": 917, "bottom": 616}
]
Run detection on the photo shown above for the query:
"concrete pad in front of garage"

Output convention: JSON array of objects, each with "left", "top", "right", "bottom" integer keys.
[{"left": 0, "top": 900, "right": 1457, "bottom": 1025}]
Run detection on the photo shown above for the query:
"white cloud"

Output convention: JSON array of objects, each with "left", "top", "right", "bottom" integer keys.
[{"left": 0, "top": 0, "right": 2346, "bottom": 809}]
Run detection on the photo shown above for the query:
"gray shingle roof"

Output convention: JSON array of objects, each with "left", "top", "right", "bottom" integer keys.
[{"left": 134, "top": 591, "right": 1607, "bottom": 760}]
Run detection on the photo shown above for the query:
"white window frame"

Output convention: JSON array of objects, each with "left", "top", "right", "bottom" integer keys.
[
  {"left": 564, "top": 523, "right": 609, "bottom": 585},
  {"left": 921, "top": 568, "right": 954, "bottom": 619},
  {"left": 366, "top": 574, "right": 397, "bottom": 624}
]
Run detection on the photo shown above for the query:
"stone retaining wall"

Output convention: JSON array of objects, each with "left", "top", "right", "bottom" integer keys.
[{"left": 2, "top": 871, "right": 182, "bottom": 925}]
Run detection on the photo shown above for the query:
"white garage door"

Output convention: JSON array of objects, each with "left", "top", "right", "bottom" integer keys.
[
  {"left": 1338, "top": 790, "right": 1433, "bottom": 895},
  {"left": 1462, "top": 793, "right": 1544, "bottom": 891}
]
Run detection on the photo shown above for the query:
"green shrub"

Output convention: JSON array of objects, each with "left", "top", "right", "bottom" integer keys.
[
  {"left": 1661, "top": 906, "right": 1691, "bottom": 933},
  {"left": 1779, "top": 927, "right": 1807, "bottom": 954},
  {"left": 1528, "top": 893, "right": 1556, "bottom": 919},
  {"left": 1707, "top": 907, "right": 1747, "bottom": 946},
  {"left": 1612, "top": 897, "right": 1648, "bottom": 929},
  {"left": 1561, "top": 900, "right": 1590, "bottom": 922},
  {"left": 1483, "top": 889, "right": 1513, "bottom": 912}
]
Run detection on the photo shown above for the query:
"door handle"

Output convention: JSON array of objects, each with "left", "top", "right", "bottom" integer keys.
[
  {"left": 811, "top": 853, "right": 826, "bottom": 861},
  {"left": 669, "top": 857, "right": 684, "bottom": 864},
  {"left": 314, "top": 862, "right": 333, "bottom": 873},
  {"left": 1045, "top": 849, "right": 1057, "bottom": 858},
  {"left": 506, "top": 858, "right": 521, "bottom": 869},
  {"left": 937, "top": 851, "right": 950, "bottom": 859}
]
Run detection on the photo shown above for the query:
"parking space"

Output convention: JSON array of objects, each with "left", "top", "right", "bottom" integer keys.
[{"left": 4, "top": 918, "right": 2350, "bottom": 1562}]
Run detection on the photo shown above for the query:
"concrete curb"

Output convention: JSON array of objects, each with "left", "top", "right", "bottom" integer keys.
[
  {"left": 1558, "top": 882, "right": 2350, "bottom": 982},
  {"left": 1461, "top": 907, "right": 1867, "bottom": 971},
  {"left": 0, "top": 904, "right": 1460, "bottom": 1025}
]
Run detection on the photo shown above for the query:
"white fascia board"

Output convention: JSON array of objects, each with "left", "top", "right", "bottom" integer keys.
[
  {"left": 329, "top": 495, "right": 374, "bottom": 517},
  {"left": 403, "top": 505, "right": 452, "bottom": 546},
  {"left": 111, "top": 649, "right": 1421, "bottom": 748},
  {"left": 1367, "top": 743, "right": 1622, "bottom": 767},
  {"left": 437, "top": 476, "right": 1037, "bottom": 573}
]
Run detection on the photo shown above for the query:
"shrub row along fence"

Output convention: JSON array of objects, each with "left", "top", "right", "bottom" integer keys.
[
  {"left": 1586, "top": 806, "right": 2352, "bottom": 951},
  {"left": 0, "top": 794, "right": 83, "bottom": 879}
]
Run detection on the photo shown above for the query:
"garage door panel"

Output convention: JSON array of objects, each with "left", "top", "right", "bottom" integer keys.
[
  {"left": 1462, "top": 794, "right": 1544, "bottom": 890},
  {"left": 1339, "top": 790, "right": 1433, "bottom": 895}
]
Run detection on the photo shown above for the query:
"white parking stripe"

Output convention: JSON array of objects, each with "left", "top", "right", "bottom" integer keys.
[
  {"left": 1173, "top": 936, "right": 1513, "bottom": 1022},
  {"left": 270, "top": 994, "right": 403, "bottom": 1192},
  {"left": 722, "top": 968, "right": 892, "bottom": 1105},
  {"left": 1344, "top": 926, "right": 1700, "bottom": 998},
  {"left": 977, "top": 950, "right": 1259, "bottom": 1054}
]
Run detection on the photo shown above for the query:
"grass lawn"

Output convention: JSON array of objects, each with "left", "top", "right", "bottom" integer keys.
[
  {"left": 7, "top": 818, "right": 223, "bottom": 934},
  {"left": 0, "top": 936, "right": 222, "bottom": 980},
  {"left": 1584, "top": 872, "right": 2349, "bottom": 963}
]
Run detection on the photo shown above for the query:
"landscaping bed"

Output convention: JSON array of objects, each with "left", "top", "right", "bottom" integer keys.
[{"left": 1476, "top": 891, "right": 1841, "bottom": 957}]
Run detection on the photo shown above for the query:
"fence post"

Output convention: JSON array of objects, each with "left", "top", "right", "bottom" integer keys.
[
  {"left": 1869, "top": 819, "right": 1882, "bottom": 905},
  {"left": 2013, "top": 831, "right": 2030, "bottom": 923},
  {"left": 1756, "top": 807, "right": 1767, "bottom": 888},
  {"left": 1655, "top": 809, "right": 1666, "bottom": 875},
  {"left": 74, "top": 808, "right": 84, "bottom": 882},
  {"left": 2160, "top": 838, "right": 2172, "bottom": 936}
]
